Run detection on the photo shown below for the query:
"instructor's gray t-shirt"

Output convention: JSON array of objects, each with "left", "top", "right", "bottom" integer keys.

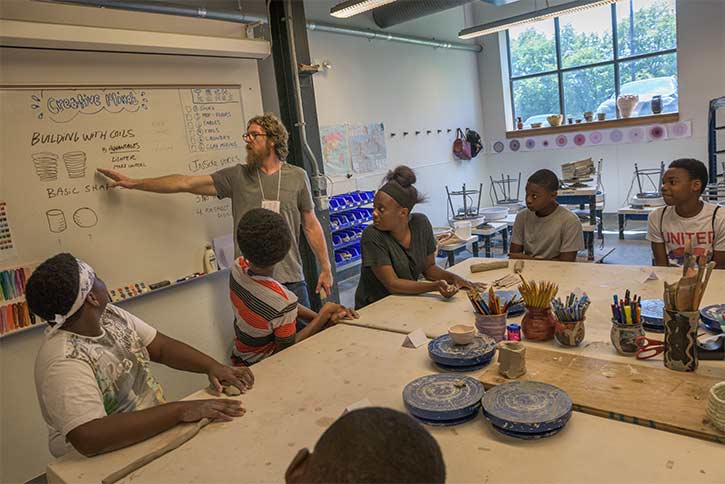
[
  {"left": 211, "top": 163, "right": 314, "bottom": 284},
  {"left": 511, "top": 205, "right": 584, "bottom": 260}
]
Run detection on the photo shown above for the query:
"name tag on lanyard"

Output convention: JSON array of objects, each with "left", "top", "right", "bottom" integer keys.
[{"left": 261, "top": 199, "right": 281, "bottom": 213}]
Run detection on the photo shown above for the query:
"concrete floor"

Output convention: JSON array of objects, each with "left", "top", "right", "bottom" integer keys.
[{"left": 337, "top": 213, "right": 654, "bottom": 308}]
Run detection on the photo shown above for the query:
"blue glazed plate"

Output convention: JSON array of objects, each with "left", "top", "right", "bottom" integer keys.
[
  {"left": 700, "top": 305, "right": 725, "bottom": 334},
  {"left": 481, "top": 381, "right": 572, "bottom": 433},
  {"left": 412, "top": 408, "right": 481, "bottom": 427},
  {"left": 428, "top": 334, "right": 496, "bottom": 367},
  {"left": 640, "top": 299, "right": 664, "bottom": 325},
  {"left": 433, "top": 355, "right": 494, "bottom": 373},
  {"left": 484, "top": 290, "right": 525, "bottom": 316},
  {"left": 490, "top": 423, "right": 563, "bottom": 440},
  {"left": 403, "top": 374, "right": 485, "bottom": 421}
]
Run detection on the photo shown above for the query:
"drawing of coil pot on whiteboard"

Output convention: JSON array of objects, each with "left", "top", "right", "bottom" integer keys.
[
  {"left": 31, "top": 151, "right": 87, "bottom": 181},
  {"left": 46, "top": 208, "right": 98, "bottom": 233}
]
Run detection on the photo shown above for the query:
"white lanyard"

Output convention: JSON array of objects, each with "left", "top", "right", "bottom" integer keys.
[{"left": 258, "top": 167, "right": 282, "bottom": 213}]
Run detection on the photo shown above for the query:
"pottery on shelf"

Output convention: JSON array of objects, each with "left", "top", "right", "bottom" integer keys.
[
  {"left": 583, "top": 111, "right": 594, "bottom": 122},
  {"left": 546, "top": 114, "right": 563, "bottom": 127},
  {"left": 617, "top": 94, "right": 639, "bottom": 118},
  {"left": 597, "top": 112, "right": 606, "bottom": 121},
  {"left": 651, "top": 95, "right": 663, "bottom": 114},
  {"left": 521, "top": 307, "right": 556, "bottom": 341}
]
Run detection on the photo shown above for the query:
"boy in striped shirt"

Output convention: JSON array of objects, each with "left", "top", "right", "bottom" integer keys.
[{"left": 231, "top": 208, "right": 357, "bottom": 366}]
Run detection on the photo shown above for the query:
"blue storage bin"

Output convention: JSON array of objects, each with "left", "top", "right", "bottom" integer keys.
[{"left": 329, "top": 197, "right": 341, "bottom": 211}]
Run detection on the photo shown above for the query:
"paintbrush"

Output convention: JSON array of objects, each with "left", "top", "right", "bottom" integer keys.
[{"left": 696, "top": 261, "right": 716, "bottom": 308}]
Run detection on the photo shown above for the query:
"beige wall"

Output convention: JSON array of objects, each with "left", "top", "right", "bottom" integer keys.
[{"left": 471, "top": 0, "right": 725, "bottom": 211}]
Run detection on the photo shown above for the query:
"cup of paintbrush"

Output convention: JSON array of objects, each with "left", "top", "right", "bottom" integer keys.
[{"left": 471, "top": 287, "right": 508, "bottom": 342}]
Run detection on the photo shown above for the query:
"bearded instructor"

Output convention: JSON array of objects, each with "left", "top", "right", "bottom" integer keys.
[{"left": 98, "top": 113, "right": 333, "bottom": 308}]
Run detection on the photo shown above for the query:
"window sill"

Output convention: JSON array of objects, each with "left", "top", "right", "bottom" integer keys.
[{"left": 505, "top": 113, "right": 679, "bottom": 139}]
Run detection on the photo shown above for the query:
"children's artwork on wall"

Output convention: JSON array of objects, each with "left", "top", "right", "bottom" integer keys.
[
  {"left": 319, "top": 122, "right": 387, "bottom": 175},
  {"left": 489, "top": 120, "right": 691, "bottom": 155},
  {"left": 320, "top": 125, "right": 352, "bottom": 176}
]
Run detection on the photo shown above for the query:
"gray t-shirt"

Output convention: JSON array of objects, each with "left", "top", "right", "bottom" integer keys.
[
  {"left": 511, "top": 205, "right": 584, "bottom": 260},
  {"left": 354, "top": 213, "right": 437, "bottom": 309},
  {"left": 211, "top": 163, "right": 314, "bottom": 283}
]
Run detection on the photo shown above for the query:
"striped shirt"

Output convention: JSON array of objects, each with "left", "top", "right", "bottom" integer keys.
[{"left": 230, "top": 257, "right": 298, "bottom": 365}]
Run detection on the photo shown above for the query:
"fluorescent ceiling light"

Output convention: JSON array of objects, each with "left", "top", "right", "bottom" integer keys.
[
  {"left": 330, "top": 0, "right": 397, "bottom": 19},
  {"left": 458, "top": 0, "right": 616, "bottom": 39}
]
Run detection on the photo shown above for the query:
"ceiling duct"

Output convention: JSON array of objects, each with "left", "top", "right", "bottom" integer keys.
[{"left": 372, "top": 0, "right": 471, "bottom": 29}]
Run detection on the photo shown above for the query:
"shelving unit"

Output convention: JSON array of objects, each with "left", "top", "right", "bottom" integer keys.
[{"left": 329, "top": 190, "right": 374, "bottom": 280}]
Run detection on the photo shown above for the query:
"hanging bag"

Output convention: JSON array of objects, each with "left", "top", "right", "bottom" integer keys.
[
  {"left": 453, "top": 128, "right": 472, "bottom": 160},
  {"left": 466, "top": 128, "right": 483, "bottom": 158}
]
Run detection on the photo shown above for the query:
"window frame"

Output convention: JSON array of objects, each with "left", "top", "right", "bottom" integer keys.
[{"left": 506, "top": 2, "right": 677, "bottom": 124}]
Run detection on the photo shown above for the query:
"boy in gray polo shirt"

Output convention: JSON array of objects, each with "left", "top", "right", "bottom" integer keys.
[{"left": 509, "top": 169, "right": 584, "bottom": 262}]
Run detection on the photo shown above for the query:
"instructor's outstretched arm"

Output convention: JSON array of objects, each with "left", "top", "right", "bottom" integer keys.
[{"left": 97, "top": 168, "right": 218, "bottom": 196}]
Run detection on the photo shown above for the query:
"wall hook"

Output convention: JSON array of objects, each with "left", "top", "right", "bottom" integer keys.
[
  {"left": 447, "top": 129, "right": 452, "bottom": 133},
  {"left": 437, "top": 129, "right": 442, "bottom": 134},
  {"left": 426, "top": 130, "right": 432, "bottom": 135},
  {"left": 415, "top": 131, "right": 421, "bottom": 135},
  {"left": 390, "top": 132, "right": 396, "bottom": 138},
  {"left": 403, "top": 131, "right": 409, "bottom": 136}
]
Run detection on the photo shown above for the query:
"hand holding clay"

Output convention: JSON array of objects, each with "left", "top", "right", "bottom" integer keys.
[
  {"left": 207, "top": 363, "right": 254, "bottom": 395},
  {"left": 178, "top": 399, "right": 246, "bottom": 423},
  {"left": 437, "top": 280, "right": 459, "bottom": 298},
  {"left": 329, "top": 306, "right": 360, "bottom": 324},
  {"left": 97, "top": 168, "right": 138, "bottom": 189}
]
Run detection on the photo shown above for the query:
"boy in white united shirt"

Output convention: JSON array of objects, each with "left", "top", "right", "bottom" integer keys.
[
  {"left": 27, "top": 253, "right": 254, "bottom": 457},
  {"left": 647, "top": 158, "right": 725, "bottom": 268}
]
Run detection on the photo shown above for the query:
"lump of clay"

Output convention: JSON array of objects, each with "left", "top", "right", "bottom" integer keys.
[
  {"left": 222, "top": 385, "right": 242, "bottom": 396},
  {"left": 497, "top": 341, "right": 526, "bottom": 379}
]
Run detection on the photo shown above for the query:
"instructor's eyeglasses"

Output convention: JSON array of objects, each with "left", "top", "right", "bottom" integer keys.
[{"left": 242, "top": 132, "right": 268, "bottom": 142}]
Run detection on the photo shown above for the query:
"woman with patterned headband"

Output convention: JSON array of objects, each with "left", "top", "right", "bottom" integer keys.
[{"left": 354, "top": 166, "right": 484, "bottom": 309}]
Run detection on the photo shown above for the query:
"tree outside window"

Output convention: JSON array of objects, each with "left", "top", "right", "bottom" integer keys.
[{"left": 507, "top": 0, "right": 677, "bottom": 128}]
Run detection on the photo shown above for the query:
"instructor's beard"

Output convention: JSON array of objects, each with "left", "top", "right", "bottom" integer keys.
[{"left": 246, "top": 143, "right": 271, "bottom": 168}]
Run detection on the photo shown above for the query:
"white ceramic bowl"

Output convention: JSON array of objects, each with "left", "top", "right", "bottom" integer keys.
[
  {"left": 481, "top": 207, "right": 509, "bottom": 221},
  {"left": 448, "top": 324, "right": 475, "bottom": 345}
]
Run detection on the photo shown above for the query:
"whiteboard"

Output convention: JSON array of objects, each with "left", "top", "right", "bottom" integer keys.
[{"left": 0, "top": 86, "right": 245, "bottom": 286}]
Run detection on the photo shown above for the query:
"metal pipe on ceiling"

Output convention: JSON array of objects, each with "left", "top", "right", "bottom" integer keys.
[{"left": 42, "top": 0, "right": 481, "bottom": 52}]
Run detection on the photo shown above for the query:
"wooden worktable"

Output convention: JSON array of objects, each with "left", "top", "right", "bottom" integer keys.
[
  {"left": 349, "top": 259, "right": 725, "bottom": 378},
  {"left": 47, "top": 324, "right": 724, "bottom": 484}
]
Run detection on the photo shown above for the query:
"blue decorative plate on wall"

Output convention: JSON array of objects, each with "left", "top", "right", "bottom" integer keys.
[
  {"left": 428, "top": 334, "right": 496, "bottom": 367},
  {"left": 700, "top": 304, "right": 725, "bottom": 334},
  {"left": 481, "top": 381, "right": 572, "bottom": 434},
  {"left": 403, "top": 374, "right": 485, "bottom": 422},
  {"left": 484, "top": 290, "right": 525, "bottom": 316}
]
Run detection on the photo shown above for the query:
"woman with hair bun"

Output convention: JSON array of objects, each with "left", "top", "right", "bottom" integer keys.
[{"left": 354, "top": 165, "right": 484, "bottom": 309}]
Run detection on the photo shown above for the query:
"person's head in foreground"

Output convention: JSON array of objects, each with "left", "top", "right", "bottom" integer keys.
[
  {"left": 285, "top": 407, "right": 445, "bottom": 483},
  {"left": 236, "top": 207, "right": 292, "bottom": 269},
  {"left": 525, "top": 169, "right": 559, "bottom": 214},
  {"left": 661, "top": 158, "right": 708, "bottom": 206},
  {"left": 372, "top": 165, "right": 427, "bottom": 232},
  {"left": 26, "top": 252, "right": 108, "bottom": 330}
]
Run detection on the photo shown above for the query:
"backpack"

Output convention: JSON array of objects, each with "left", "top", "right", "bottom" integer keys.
[
  {"left": 466, "top": 128, "right": 483, "bottom": 158},
  {"left": 453, "top": 128, "right": 471, "bottom": 160}
]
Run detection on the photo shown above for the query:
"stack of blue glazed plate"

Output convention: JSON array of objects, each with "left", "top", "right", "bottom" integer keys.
[
  {"left": 482, "top": 381, "right": 572, "bottom": 440},
  {"left": 484, "top": 289, "right": 525, "bottom": 316},
  {"left": 403, "top": 374, "right": 485, "bottom": 426},
  {"left": 428, "top": 333, "right": 497, "bottom": 372},
  {"left": 700, "top": 304, "right": 725, "bottom": 334},
  {"left": 640, "top": 299, "right": 665, "bottom": 333}
]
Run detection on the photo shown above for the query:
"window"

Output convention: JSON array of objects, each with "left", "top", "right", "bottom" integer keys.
[{"left": 507, "top": 0, "right": 677, "bottom": 128}]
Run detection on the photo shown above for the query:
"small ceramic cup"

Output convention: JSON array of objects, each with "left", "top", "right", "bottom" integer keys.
[
  {"left": 448, "top": 324, "right": 476, "bottom": 345},
  {"left": 583, "top": 111, "right": 594, "bottom": 122},
  {"left": 597, "top": 112, "right": 606, "bottom": 121},
  {"left": 706, "top": 381, "right": 725, "bottom": 432},
  {"left": 610, "top": 320, "right": 645, "bottom": 355},
  {"left": 554, "top": 319, "right": 585, "bottom": 347}
]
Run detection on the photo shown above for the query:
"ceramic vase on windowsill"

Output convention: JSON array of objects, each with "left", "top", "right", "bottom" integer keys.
[{"left": 617, "top": 94, "right": 639, "bottom": 118}]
